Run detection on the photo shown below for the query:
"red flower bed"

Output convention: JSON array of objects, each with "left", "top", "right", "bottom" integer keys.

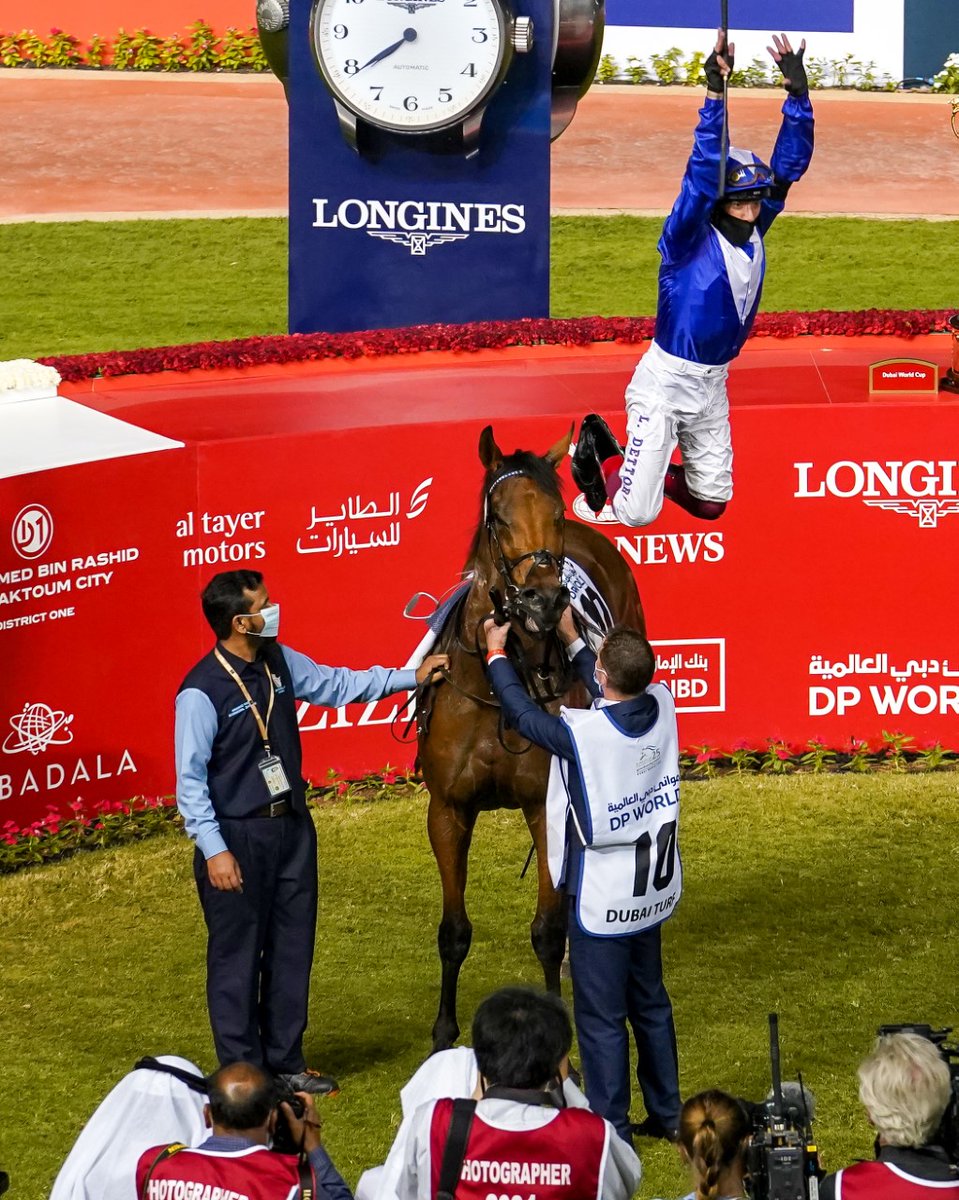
[{"left": 41, "top": 310, "right": 954, "bottom": 384}]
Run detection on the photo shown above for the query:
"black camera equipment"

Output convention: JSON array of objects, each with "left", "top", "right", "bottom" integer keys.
[
  {"left": 271, "top": 1084, "right": 307, "bottom": 1156},
  {"left": 878, "top": 1024, "right": 959, "bottom": 1162},
  {"left": 744, "top": 1013, "right": 822, "bottom": 1200}
]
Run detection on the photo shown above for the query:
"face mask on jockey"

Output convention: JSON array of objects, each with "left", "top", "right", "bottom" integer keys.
[{"left": 712, "top": 205, "right": 759, "bottom": 247}]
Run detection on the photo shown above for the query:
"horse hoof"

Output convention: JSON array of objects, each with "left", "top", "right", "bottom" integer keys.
[{"left": 430, "top": 1023, "right": 459, "bottom": 1054}]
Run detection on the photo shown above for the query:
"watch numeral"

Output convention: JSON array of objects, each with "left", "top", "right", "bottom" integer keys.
[
  {"left": 471, "top": 27, "right": 488, "bottom": 41},
  {"left": 460, "top": 62, "right": 476, "bottom": 76},
  {"left": 345, "top": 0, "right": 364, "bottom": 5},
  {"left": 438, "top": 87, "right": 452, "bottom": 102},
  {"left": 403, "top": 95, "right": 419, "bottom": 111},
  {"left": 344, "top": 58, "right": 359, "bottom": 74},
  {"left": 333, "top": 23, "right": 348, "bottom": 37},
  {"left": 370, "top": 85, "right": 384, "bottom": 100},
  {"left": 464, "top": 0, "right": 478, "bottom": 6}
]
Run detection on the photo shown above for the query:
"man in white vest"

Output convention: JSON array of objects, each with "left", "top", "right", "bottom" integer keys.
[{"left": 484, "top": 613, "right": 682, "bottom": 1148}]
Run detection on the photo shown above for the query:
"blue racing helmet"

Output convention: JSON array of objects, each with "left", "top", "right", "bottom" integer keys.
[{"left": 723, "top": 148, "right": 775, "bottom": 201}]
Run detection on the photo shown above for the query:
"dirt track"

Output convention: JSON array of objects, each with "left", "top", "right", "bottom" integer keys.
[{"left": 3, "top": 70, "right": 958, "bottom": 221}]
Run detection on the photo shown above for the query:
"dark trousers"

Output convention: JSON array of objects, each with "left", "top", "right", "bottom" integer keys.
[
  {"left": 194, "top": 812, "right": 318, "bottom": 1073},
  {"left": 567, "top": 908, "right": 681, "bottom": 1143}
]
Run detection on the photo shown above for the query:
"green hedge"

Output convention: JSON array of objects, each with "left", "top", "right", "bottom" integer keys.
[{"left": 0, "top": 22, "right": 268, "bottom": 71}]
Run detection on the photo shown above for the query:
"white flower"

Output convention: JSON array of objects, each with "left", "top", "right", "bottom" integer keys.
[{"left": 0, "top": 359, "right": 61, "bottom": 393}]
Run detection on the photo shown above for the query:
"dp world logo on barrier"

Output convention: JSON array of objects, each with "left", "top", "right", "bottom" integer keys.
[
  {"left": 12, "top": 503, "right": 54, "bottom": 560},
  {"left": 794, "top": 461, "right": 959, "bottom": 528},
  {"left": 3, "top": 701, "right": 74, "bottom": 756}
]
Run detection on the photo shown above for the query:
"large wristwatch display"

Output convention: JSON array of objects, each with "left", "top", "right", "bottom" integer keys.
[
  {"left": 255, "top": 0, "right": 602, "bottom": 150},
  {"left": 310, "top": 0, "right": 533, "bottom": 157}
]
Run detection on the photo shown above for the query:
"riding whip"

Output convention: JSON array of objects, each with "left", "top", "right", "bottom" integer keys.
[{"left": 719, "top": 0, "right": 729, "bottom": 199}]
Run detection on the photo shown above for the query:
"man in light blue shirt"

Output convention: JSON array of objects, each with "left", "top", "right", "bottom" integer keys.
[{"left": 176, "top": 569, "right": 447, "bottom": 1096}]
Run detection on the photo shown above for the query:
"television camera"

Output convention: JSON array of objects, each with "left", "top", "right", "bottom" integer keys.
[{"left": 743, "top": 1013, "right": 821, "bottom": 1200}]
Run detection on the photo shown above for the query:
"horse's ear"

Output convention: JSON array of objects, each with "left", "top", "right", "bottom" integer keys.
[
  {"left": 543, "top": 425, "right": 574, "bottom": 468},
  {"left": 479, "top": 425, "right": 504, "bottom": 471}
]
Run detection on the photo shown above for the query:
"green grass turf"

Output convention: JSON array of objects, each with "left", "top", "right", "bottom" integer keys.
[
  {"left": 2, "top": 775, "right": 957, "bottom": 1199},
  {"left": 4, "top": 214, "right": 956, "bottom": 359}
]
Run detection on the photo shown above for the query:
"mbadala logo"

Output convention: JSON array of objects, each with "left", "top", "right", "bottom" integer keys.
[
  {"left": 794, "top": 460, "right": 959, "bottom": 528},
  {"left": 312, "top": 198, "right": 526, "bottom": 255},
  {"left": 1, "top": 701, "right": 136, "bottom": 799}
]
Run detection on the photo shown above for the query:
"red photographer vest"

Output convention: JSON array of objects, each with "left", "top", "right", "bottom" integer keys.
[
  {"left": 136, "top": 1143, "right": 306, "bottom": 1200},
  {"left": 429, "top": 1100, "right": 607, "bottom": 1200},
  {"left": 836, "top": 1161, "right": 959, "bottom": 1199}
]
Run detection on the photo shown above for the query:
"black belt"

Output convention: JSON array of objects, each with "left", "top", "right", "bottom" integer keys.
[{"left": 249, "top": 798, "right": 292, "bottom": 818}]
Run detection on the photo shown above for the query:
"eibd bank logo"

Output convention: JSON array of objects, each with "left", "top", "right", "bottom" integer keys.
[
  {"left": 794, "top": 460, "right": 959, "bottom": 528},
  {"left": 653, "top": 639, "right": 726, "bottom": 713}
]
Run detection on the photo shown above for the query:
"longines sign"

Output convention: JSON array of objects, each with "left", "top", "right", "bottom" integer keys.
[
  {"left": 288, "top": 0, "right": 553, "bottom": 332},
  {"left": 794, "top": 459, "right": 959, "bottom": 527},
  {"left": 311, "top": 197, "right": 527, "bottom": 256}
]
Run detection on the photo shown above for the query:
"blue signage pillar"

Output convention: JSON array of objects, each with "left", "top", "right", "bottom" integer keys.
[{"left": 287, "top": 0, "right": 553, "bottom": 334}]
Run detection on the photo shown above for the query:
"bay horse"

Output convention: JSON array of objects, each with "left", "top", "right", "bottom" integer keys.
[{"left": 419, "top": 425, "right": 644, "bottom": 1051}]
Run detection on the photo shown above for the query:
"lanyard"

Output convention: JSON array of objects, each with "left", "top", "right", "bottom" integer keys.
[{"left": 215, "top": 648, "right": 276, "bottom": 754}]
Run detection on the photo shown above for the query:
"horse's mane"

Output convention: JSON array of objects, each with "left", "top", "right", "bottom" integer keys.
[{"left": 463, "top": 449, "right": 564, "bottom": 569}]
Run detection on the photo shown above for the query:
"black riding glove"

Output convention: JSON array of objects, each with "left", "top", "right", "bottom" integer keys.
[
  {"left": 776, "top": 41, "right": 808, "bottom": 96},
  {"left": 704, "top": 39, "right": 733, "bottom": 93}
]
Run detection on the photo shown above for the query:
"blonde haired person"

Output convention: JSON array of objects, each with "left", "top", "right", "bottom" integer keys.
[
  {"left": 820, "top": 1030, "right": 959, "bottom": 1199},
  {"left": 667, "top": 1090, "right": 751, "bottom": 1200}
]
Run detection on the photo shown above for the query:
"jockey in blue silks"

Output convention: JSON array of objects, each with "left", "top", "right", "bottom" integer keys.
[{"left": 572, "top": 30, "right": 815, "bottom": 525}]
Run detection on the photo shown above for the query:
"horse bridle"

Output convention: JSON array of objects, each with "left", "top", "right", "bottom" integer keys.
[
  {"left": 484, "top": 469, "right": 566, "bottom": 634},
  {"left": 409, "top": 467, "right": 573, "bottom": 752}
]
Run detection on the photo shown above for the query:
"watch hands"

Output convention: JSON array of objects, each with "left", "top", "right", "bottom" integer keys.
[{"left": 356, "top": 27, "right": 417, "bottom": 73}]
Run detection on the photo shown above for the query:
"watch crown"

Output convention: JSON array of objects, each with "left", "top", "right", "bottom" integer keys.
[
  {"left": 512, "top": 15, "right": 534, "bottom": 53},
  {"left": 256, "top": 0, "right": 290, "bottom": 33}
]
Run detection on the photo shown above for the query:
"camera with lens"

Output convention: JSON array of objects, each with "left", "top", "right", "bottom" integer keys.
[
  {"left": 878, "top": 1023, "right": 959, "bottom": 1163},
  {"left": 742, "top": 1014, "right": 822, "bottom": 1200},
  {"left": 271, "top": 1084, "right": 306, "bottom": 1156}
]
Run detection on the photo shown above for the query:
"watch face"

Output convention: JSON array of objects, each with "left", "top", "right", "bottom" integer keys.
[{"left": 311, "top": 0, "right": 508, "bottom": 134}]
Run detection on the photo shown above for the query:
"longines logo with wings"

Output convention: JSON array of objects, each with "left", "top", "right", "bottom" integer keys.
[
  {"left": 368, "top": 231, "right": 468, "bottom": 255},
  {"left": 384, "top": 0, "right": 444, "bottom": 11},
  {"left": 312, "top": 198, "right": 526, "bottom": 256},
  {"left": 863, "top": 498, "right": 959, "bottom": 529},
  {"left": 795, "top": 461, "right": 959, "bottom": 530}
]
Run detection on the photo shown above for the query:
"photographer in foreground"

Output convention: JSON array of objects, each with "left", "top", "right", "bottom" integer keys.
[
  {"left": 398, "top": 987, "right": 641, "bottom": 1200},
  {"left": 821, "top": 1031, "right": 959, "bottom": 1198},
  {"left": 136, "top": 1061, "right": 353, "bottom": 1200}
]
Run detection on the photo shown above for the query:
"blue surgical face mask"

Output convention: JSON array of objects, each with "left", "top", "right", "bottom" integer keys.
[
  {"left": 247, "top": 603, "right": 280, "bottom": 639},
  {"left": 593, "top": 665, "right": 606, "bottom": 695}
]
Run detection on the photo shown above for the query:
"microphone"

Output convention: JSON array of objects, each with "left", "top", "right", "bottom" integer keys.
[{"left": 766, "top": 1080, "right": 817, "bottom": 1125}]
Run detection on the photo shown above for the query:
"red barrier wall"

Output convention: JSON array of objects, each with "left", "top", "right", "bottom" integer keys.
[
  {"left": 0, "top": 0, "right": 249, "bottom": 40},
  {"left": 2, "top": 334, "right": 957, "bottom": 827}
]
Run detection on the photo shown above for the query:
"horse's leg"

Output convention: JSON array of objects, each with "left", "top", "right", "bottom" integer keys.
[
  {"left": 427, "top": 793, "right": 477, "bottom": 1052},
  {"left": 523, "top": 800, "right": 568, "bottom": 995}
]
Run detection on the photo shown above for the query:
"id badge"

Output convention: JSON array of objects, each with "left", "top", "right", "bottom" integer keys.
[{"left": 258, "top": 754, "right": 292, "bottom": 798}]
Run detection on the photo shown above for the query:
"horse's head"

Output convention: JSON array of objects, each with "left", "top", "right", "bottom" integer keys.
[{"left": 478, "top": 425, "right": 572, "bottom": 636}]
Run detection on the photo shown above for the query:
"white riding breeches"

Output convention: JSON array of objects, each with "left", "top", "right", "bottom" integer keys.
[{"left": 611, "top": 340, "right": 733, "bottom": 528}]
